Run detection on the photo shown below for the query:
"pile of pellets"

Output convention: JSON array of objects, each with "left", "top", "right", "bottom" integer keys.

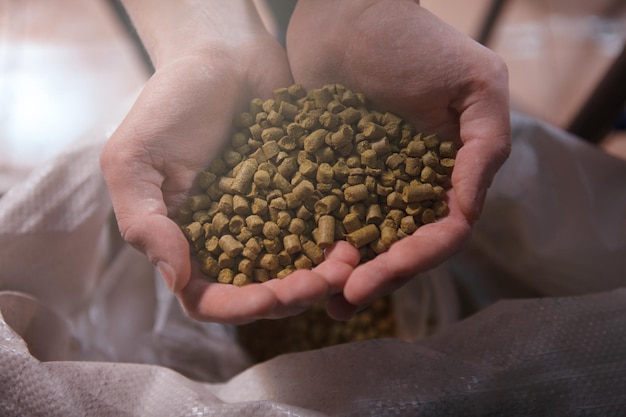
[
  {"left": 237, "top": 296, "right": 395, "bottom": 363},
  {"left": 178, "top": 83, "right": 457, "bottom": 285}
]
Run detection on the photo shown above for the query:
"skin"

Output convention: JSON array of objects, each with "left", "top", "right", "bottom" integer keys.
[
  {"left": 286, "top": 0, "right": 511, "bottom": 319},
  {"left": 101, "top": 0, "right": 510, "bottom": 324}
]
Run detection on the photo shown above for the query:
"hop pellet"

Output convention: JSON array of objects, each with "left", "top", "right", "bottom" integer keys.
[{"left": 179, "top": 84, "right": 457, "bottom": 285}]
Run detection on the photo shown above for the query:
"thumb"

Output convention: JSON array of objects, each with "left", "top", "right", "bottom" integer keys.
[
  {"left": 100, "top": 144, "right": 191, "bottom": 293},
  {"left": 121, "top": 212, "right": 191, "bottom": 293},
  {"left": 451, "top": 58, "right": 511, "bottom": 222}
]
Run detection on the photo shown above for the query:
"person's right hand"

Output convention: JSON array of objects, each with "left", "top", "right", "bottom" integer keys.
[{"left": 100, "top": 1, "right": 360, "bottom": 324}]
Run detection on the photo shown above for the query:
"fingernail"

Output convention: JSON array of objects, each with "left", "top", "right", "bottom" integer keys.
[{"left": 157, "top": 261, "right": 176, "bottom": 292}]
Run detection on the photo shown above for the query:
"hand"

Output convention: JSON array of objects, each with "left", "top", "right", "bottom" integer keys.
[
  {"left": 100, "top": 1, "right": 359, "bottom": 324},
  {"left": 287, "top": 0, "right": 511, "bottom": 319}
]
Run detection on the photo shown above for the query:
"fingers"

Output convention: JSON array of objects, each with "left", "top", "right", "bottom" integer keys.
[
  {"left": 315, "top": 241, "right": 363, "bottom": 320},
  {"left": 178, "top": 276, "right": 318, "bottom": 325},
  {"left": 317, "top": 241, "right": 362, "bottom": 291},
  {"left": 340, "top": 194, "right": 471, "bottom": 315},
  {"left": 179, "top": 278, "right": 281, "bottom": 325},
  {"left": 326, "top": 294, "right": 358, "bottom": 322},
  {"left": 176, "top": 241, "right": 359, "bottom": 324}
]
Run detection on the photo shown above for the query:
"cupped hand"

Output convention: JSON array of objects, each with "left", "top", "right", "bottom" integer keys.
[
  {"left": 287, "top": 0, "right": 511, "bottom": 319},
  {"left": 100, "top": 33, "right": 359, "bottom": 324}
]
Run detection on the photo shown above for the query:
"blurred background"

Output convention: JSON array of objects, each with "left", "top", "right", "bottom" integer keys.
[{"left": 1, "top": 0, "right": 625, "bottom": 195}]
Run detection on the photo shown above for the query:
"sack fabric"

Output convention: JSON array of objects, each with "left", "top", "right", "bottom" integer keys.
[{"left": 1, "top": 111, "right": 625, "bottom": 416}]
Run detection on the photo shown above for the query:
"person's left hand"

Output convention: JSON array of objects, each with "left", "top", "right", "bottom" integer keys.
[{"left": 286, "top": 0, "right": 511, "bottom": 320}]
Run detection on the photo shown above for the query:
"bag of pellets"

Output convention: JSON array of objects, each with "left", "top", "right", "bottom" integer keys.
[{"left": 1, "top": 86, "right": 626, "bottom": 416}]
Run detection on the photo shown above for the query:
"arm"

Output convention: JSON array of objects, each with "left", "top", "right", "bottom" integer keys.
[
  {"left": 286, "top": 0, "right": 511, "bottom": 319},
  {"left": 119, "top": 0, "right": 269, "bottom": 69}
]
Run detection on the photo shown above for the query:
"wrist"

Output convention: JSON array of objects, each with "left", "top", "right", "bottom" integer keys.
[{"left": 121, "top": 0, "right": 271, "bottom": 69}]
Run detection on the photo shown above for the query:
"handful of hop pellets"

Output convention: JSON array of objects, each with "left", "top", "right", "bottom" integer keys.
[{"left": 178, "top": 84, "right": 457, "bottom": 285}]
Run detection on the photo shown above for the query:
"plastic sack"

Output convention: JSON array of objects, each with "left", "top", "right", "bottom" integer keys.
[
  {"left": 1, "top": 111, "right": 625, "bottom": 416},
  {"left": 451, "top": 112, "right": 626, "bottom": 310},
  {"left": 0, "top": 99, "right": 252, "bottom": 381}
]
